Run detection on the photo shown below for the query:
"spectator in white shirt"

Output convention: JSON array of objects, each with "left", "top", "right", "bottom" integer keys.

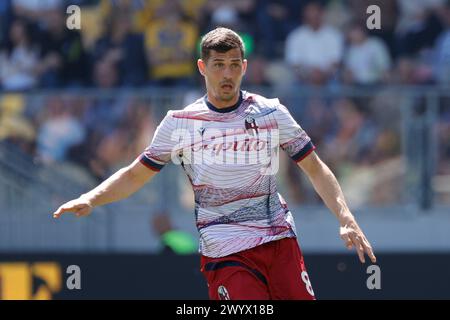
[
  {"left": 0, "top": 18, "right": 40, "bottom": 91},
  {"left": 284, "top": 1, "right": 344, "bottom": 85},
  {"left": 343, "top": 23, "right": 392, "bottom": 85}
]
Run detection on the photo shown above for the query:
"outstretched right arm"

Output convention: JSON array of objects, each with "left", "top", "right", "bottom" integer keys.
[{"left": 52, "top": 158, "right": 158, "bottom": 218}]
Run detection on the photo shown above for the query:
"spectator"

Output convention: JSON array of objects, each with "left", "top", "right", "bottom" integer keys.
[
  {"left": 0, "top": 18, "right": 40, "bottom": 91},
  {"left": 178, "top": 0, "right": 208, "bottom": 24},
  {"left": 78, "top": 99, "right": 154, "bottom": 180},
  {"left": 138, "top": 0, "right": 207, "bottom": 25},
  {"left": 203, "top": 0, "right": 256, "bottom": 29},
  {"left": 93, "top": 10, "right": 148, "bottom": 87},
  {"left": 84, "top": 61, "right": 123, "bottom": 136},
  {"left": 256, "top": 0, "right": 300, "bottom": 58},
  {"left": 39, "top": 8, "right": 89, "bottom": 87},
  {"left": 144, "top": 2, "right": 198, "bottom": 86},
  {"left": 36, "top": 96, "right": 86, "bottom": 164},
  {"left": 68, "top": 61, "right": 124, "bottom": 179},
  {"left": 348, "top": 0, "right": 399, "bottom": 58},
  {"left": 343, "top": 23, "right": 392, "bottom": 85},
  {"left": 99, "top": 0, "right": 148, "bottom": 32},
  {"left": 396, "top": 0, "right": 444, "bottom": 56},
  {"left": 207, "top": 4, "right": 255, "bottom": 57},
  {"left": 284, "top": 1, "right": 344, "bottom": 85},
  {"left": 322, "top": 98, "right": 378, "bottom": 169}
]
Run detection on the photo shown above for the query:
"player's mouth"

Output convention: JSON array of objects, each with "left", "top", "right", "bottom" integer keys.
[{"left": 220, "top": 83, "right": 233, "bottom": 91}]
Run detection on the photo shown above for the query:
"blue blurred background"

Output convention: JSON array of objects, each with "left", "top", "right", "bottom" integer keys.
[{"left": 0, "top": 0, "right": 449, "bottom": 299}]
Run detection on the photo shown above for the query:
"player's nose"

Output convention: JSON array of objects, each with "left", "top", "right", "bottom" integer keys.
[{"left": 223, "top": 66, "right": 233, "bottom": 78}]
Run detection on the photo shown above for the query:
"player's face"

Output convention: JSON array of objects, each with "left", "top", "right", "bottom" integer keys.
[{"left": 198, "top": 49, "right": 247, "bottom": 107}]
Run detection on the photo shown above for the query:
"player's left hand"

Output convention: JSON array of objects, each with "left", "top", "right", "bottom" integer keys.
[{"left": 340, "top": 220, "right": 376, "bottom": 264}]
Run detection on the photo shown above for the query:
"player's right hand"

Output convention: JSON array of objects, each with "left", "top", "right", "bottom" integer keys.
[{"left": 52, "top": 198, "right": 93, "bottom": 219}]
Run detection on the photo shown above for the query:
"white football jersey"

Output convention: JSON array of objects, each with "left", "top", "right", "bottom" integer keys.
[{"left": 140, "top": 91, "right": 315, "bottom": 257}]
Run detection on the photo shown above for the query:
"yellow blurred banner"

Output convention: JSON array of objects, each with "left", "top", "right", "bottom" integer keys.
[{"left": 0, "top": 262, "right": 62, "bottom": 300}]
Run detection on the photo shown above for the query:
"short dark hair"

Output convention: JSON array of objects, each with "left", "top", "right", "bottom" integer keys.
[{"left": 200, "top": 27, "right": 245, "bottom": 61}]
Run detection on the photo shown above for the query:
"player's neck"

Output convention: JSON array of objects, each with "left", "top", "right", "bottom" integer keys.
[
  {"left": 206, "top": 92, "right": 240, "bottom": 109},
  {"left": 205, "top": 91, "right": 243, "bottom": 113}
]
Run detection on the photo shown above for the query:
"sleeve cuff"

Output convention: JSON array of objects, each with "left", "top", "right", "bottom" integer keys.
[
  {"left": 291, "top": 141, "right": 316, "bottom": 163},
  {"left": 139, "top": 154, "right": 165, "bottom": 172}
]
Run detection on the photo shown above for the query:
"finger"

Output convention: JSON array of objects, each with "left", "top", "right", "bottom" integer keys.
[
  {"left": 53, "top": 203, "right": 81, "bottom": 218},
  {"left": 52, "top": 210, "right": 60, "bottom": 218},
  {"left": 75, "top": 207, "right": 90, "bottom": 217},
  {"left": 346, "top": 240, "right": 353, "bottom": 250},
  {"left": 53, "top": 206, "right": 69, "bottom": 218},
  {"left": 350, "top": 235, "right": 365, "bottom": 263},
  {"left": 341, "top": 234, "right": 353, "bottom": 249},
  {"left": 362, "top": 238, "right": 377, "bottom": 263},
  {"left": 355, "top": 242, "right": 365, "bottom": 263}
]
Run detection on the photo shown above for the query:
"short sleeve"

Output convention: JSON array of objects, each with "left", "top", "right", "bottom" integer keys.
[
  {"left": 276, "top": 104, "right": 315, "bottom": 162},
  {"left": 139, "top": 111, "right": 179, "bottom": 171}
]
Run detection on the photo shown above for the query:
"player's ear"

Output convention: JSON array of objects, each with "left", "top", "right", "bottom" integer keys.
[
  {"left": 197, "top": 59, "right": 206, "bottom": 76},
  {"left": 242, "top": 59, "right": 248, "bottom": 75}
]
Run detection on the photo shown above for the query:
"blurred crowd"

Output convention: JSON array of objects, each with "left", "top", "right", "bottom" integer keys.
[
  {"left": 0, "top": 0, "right": 449, "bottom": 89},
  {"left": 0, "top": 0, "right": 449, "bottom": 205}
]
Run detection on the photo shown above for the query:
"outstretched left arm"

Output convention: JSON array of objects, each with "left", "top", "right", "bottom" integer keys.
[{"left": 297, "top": 151, "right": 377, "bottom": 264}]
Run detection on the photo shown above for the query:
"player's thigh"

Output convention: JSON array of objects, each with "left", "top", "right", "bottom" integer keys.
[
  {"left": 269, "top": 238, "right": 316, "bottom": 300},
  {"left": 202, "top": 266, "right": 270, "bottom": 300}
]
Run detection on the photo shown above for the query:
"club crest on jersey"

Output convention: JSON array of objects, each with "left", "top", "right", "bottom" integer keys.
[
  {"left": 245, "top": 116, "right": 258, "bottom": 134},
  {"left": 198, "top": 127, "right": 206, "bottom": 136},
  {"left": 218, "top": 285, "right": 230, "bottom": 300}
]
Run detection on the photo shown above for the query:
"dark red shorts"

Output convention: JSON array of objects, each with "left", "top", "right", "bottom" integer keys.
[{"left": 200, "top": 237, "right": 315, "bottom": 300}]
